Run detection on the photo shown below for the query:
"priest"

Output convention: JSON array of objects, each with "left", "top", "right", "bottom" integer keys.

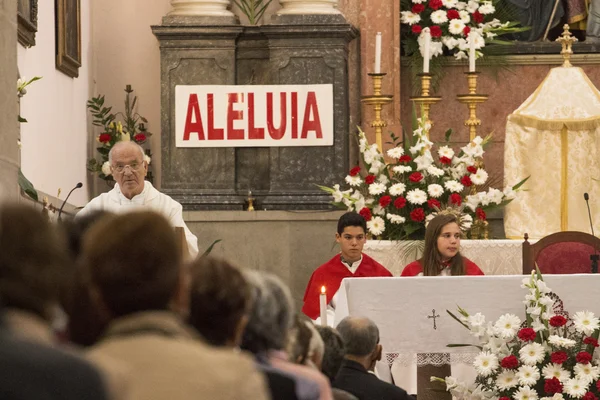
[{"left": 302, "top": 212, "right": 392, "bottom": 322}]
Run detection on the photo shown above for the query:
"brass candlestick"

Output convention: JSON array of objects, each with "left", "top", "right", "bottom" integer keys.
[
  {"left": 361, "top": 73, "right": 394, "bottom": 153},
  {"left": 409, "top": 73, "right": 442, "bottom": 137},
  {"left": 246, "top": 190, "right": 255, "bottom": 212},
  {"left": 456, "top": 72, "right": 488, "bottom": 140},
  {"left": 556, "top": 24, "right": 577, "bottom": 67}
]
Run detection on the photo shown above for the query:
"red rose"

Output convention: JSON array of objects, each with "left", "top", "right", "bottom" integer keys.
[
  {"left": 472, "top": 11, "right": 484, "bottom": 23},
  {"left": 412, "top": 25, "right": 423, "bottom": 34},
  {"left": 467, "top": 165, "right": 478, "bottom": 174},
  {"left": 450, "top": 193, "right": 462, "bottom": 206},
  {"left": 583, "top": 393, "right": 598, "bottom": 400},
  {"left": 399, "top": 155, "right": 412, "bottom": 164},
  {"left": 379, "top": 196, "right": 392, "bottom": 208},
  {"left": 359, "top": 207, "right": 372, "bottom": 222},
  {"left": 134, "top": 133, "right": 147, "bottom": 142},
  {"left": 577, "top": 351, "right": 593, "bottom": 364},
  {"left": 584, "top": 337, "right": 600, "bottom": 347},
  {"left": 544, "top": 377, "right": 563, "bottom": 394},
  {"left": 476, "top": 207, "right": 486, "bottom": 221},
  {"left": 394, "top": 197, "right": 407, "bottom": 209},
  {"left": 463, "top": 26, "right": 471, "bottom": 36},
  {"left": 440, "top": 156, "right": 452, "bottom": 165},
  {"left": 461, "top": 175, "right": 473, "bottom": 187},
  {"left": 517, "top": 328, "right": 536, "bottom": 342},
  {"left": 365, "top": 175, "right": 376, "bottom": 184},
  {"left": 447, "top": 9, "right": 460, "bottom": 19},
  {"left": 430, "top": 25, "right": 442, "bottom": 38},
  {"left": 412, "top": 4, "right": 425, "bottom": 13},
  {"left": 429, "top": 0, "right": 443, "bottom": 10},
  {"left": 551, "top": 351, "right": 568, "bottom": 364},
  {"left": 410, "top": 208, "right": 425, "bottom": 222},
  {"left": 549, "top": 315, "right": 567, "bottom": 327},
  {"left": 409, "top": 172, "right": 423, "bottom": 183},
  {"left": 99, "top": 133, "right": 111, "bottom": 143},
  {"left": 349, "top": 166, "right": 361, "bottom": 177},
  {"left": 500, "top": 355, "right": 519, "bottom": 369},
  {"left": 428, "top": 199, "right": 441, "bottom": 209}
]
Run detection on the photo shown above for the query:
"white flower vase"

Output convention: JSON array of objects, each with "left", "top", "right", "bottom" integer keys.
[
  {"left": 277, "top": 0, "right": 341, "bottom": 15},
  {"left": 169, "top": 0, "right": 234, "bottom": 17}
]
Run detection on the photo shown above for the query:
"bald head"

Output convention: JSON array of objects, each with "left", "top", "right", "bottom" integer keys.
[
  {"left": 108, "top": 141, "right": 145, "bottom": 163},
  {"left": 336, "top": 316, "right": 379, "bottom": 357}
]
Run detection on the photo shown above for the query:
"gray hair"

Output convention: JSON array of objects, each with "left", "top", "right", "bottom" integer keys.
[
  {"left": 305, "top": 321, "right": 324, "bottom": 363},
  {"left": 108, "top": 141, "right": 145, "bottom": 164},
  {"left": 241, "top": 271, "right": 294, "bottom": 354},
  {"left": 336, "top": 316, "right": 379, "bottom": 357},
  {"left": 316, "top": 325, "right": 346, "bottom": 382}
]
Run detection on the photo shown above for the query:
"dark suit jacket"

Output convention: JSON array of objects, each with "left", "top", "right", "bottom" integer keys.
[
  {"left": 333, "top": 359, "right": 414, "bottom": 400},
  {"left": 257, "top": 362, "right": 300, "bottom": 400}
]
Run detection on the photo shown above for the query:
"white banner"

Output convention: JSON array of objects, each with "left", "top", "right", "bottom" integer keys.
[{"left": 175, "top": 84, "right": 334, "bottom": 148}]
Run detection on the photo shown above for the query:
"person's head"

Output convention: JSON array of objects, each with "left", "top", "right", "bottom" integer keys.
[
  {"left": 422, "top": 213, "right": 465, "bottom": 276},
  {"left": 286, "top": 315, "right": 313, "bottom": 365},
  {"left": 109, "top": 141, "right": 148, "bottom": 199},
  {"left": 80, "top": 211, "right": 184, "bottom": 319},
  {"left": 0, "top": 203, "right": 71, "bottom": 321},
  {"left": 188, "top": 256, "right": 252, "bottom": 348},
  {"left": 315, "top": 325, "right": 346, "bottom": 383},
  {"left": 336, "top": 316, "right": 381, "bottom": 371},
  {"left": 241, "top": 271, "right": 294, "bottom": 355},
  {"left": 336, "top": 212, "right": 367, "bottom": 263}
]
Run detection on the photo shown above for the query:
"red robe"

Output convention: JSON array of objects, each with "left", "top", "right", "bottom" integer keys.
[
  {"left": 302, "top": 254, "right": 393, "bottom": 319},
  {"left": 400, "top": 258, "right": 484, "bottom": 276}
]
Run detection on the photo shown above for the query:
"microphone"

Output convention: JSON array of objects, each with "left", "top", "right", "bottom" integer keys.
[
  {"left": 58, "top": 182, "right": 83, "bottom": 221},
  {"left": 584, "top": 192, "right": 599, "bottom": 273}
]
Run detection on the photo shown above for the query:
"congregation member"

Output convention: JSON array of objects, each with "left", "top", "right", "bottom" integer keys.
[
  {"left": 77, "top": 141, "right": 198, "bottom": 258},
  {"left": 81, "top": 211, "right": 269, "bottom": 400},
  {"left": 315, "top": 326, "right": 358, "bottom": 400},
  {"left": 334, "top": 317, "right": 413, "bottom": 400},
  {"left": 302, "top": 212, "right": 392, "bottom": 321},
  {"left": 401, "top": 212, "right": 484, "bottom": 276}
]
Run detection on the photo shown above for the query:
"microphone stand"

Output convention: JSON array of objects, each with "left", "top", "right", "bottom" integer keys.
[
  {"left": 58, "top": 183, "right": 83, "bottom": 221},
  {"left": 592, "top": 254, "right": 599, "bottom": 274}
]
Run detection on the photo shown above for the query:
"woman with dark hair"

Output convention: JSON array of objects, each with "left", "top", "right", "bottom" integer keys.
[{"left": 400, "top": 212, "right": 484, "bottom": 276}]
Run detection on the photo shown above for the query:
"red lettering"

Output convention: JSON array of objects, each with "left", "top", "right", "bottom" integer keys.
[
  {"left": 267, "top": 92, "right": 287, "bottom": 140},
  {"left": 183, "top": 94, "right": 204, "bottom": 140},
  {"left": 301, "top": 92, "right": 323, "bottom": 139},
  {"left": 248, "top": 93, "right": 264, "bottom": 139},
  {"left": 207, "top": 93, "right": 223, "bottom": 140},
  {"left": 291, "top": 92, "right": 298, "bottom": 139},
  {"left": 227, "top": 93, "right": 244, "bottom": 140}
]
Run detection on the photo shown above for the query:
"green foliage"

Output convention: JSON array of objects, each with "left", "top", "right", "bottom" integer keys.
[
  {"left": 233, "top": 0, "right": 272, "bottom": 25},
  {"left": 18, "top": 168, "right": 38, "bottom": 201},
  {"left": 17, "top": 76, "right": 42, "bottom": 201}
]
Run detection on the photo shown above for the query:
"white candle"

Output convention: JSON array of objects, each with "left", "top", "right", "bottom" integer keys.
[
  {"left": 422, "top": 28, "right": 431, "bottom": 74},
  {"left": 469, "top": 32, "right": 477, "bottom": 72},
  {"left": 374, "top": 32, "right": 382, "bottom": 73},
  {"left": 319, "top": 286, "right": 328, "bottom": 326}
]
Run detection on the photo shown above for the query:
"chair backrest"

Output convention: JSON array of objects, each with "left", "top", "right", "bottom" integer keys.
[{"left": 522, "top": 231, "right": 600, "bottom": 274}]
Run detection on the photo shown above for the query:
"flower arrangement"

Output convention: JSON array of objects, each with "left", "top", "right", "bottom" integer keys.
[
  {"left": 319, "top": 117, "right": 527, "bottom": 239},
  {"left": 86, "top": 85, "right": 153, "bottom": 183},
  {"left": 434, "top": 271, "right": 600, "bottom": 400}
]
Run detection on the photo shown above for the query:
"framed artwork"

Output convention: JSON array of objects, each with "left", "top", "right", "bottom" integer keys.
[
  {"left": 17, "top": 0, "right": 38, "bottom": 47},
  {"left": 55, "top": 0, "right": 81, "bottom": 78}
]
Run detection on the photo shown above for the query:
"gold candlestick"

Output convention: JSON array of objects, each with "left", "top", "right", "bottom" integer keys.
[
  {"left": 246, "top": 190, "right": 255, "bottom": 212},
  {"left": 409, "top": 73, "right": 441, "bottom": 137},
  {"left": 556, "top": 24, "right": 577, "bottom": 67},
  {"left": 361, "top": 73, "right": 393, "bottom": 153},
  {"left": 456, "top": 72, "right": 488, "bottom": 141}
]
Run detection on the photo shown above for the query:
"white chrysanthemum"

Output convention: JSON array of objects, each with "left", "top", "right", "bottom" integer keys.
[
  {"left": 427, "top": 166, "right": 445, "bottom": 177},
  {"left": 368, "top": 183, "right": 387, "bottom": 196},
  {"left": 387, "top": 147, "right": 404, "bottom": 159},
  {"left": 478, "top": 1, "right": 495, "bottom": 14},
  {"left": 144, "top": 154, "right": 152, "bottom": 165},
  {"left": 387, "top": 214, "right": 406, "bottom": 224},
  {"left": 471, "top": 168, "right": 488, "bottom": 185},
  {"left": 438, "top": 145, "right": 455, "bottom": 159},
  {"left": 563, "top": 378, "right": 588, "bottom": 398},
  {"left": 455, "top": 0, "right": 466, "bottom": 9},
  {"left": 102, "top": 161, "right": 112, "bottom": 176},
  {"left": 519, "top": 343, "right": 546, "bottom": 365},
  {"left": 345, "top": 175, "right": 362, "bottom": 187},
  {"left": 406, "top": 189, "right": 427, "bottom": 205},
  {"left": 431, "top": 10, "right": 449, "bottom": 24},
  {"left": 573, "top": 311, "right": 600, "bottom": 335},
  {"left": 467, "top": 0, "right": 479, "bottom": 13},
  {"left": 400, "top": 11, "right": 421, "bottom": 25},
  {"left": 442, "top": 0, "right": 458, "bottom": 8},
  {"left": 459, "top": 10, "right": 471, "bottom": 23},
  {"left": 367, "top": 216, "right": 385, "bottom": 236},
  {"left": 513, "top": 386, "right": 539, "bottom": 400},
  {"left": 473, "top": 351, "right": 498, "bottom": 377},
  {"left": 540, "top": 395, "right": 564, "bottom": 400},
  {"left": 574, "top": 363, "right": 600, "bottom": 384},
  {"left": 389, "top": 183, "right": 406, "bottom": 196},
  {"left": 393, "top": 165, "right": 412, "bottom": 174},
  {"left": 411, "top": 0, "right": 426, "bottom": 3},
  {"left": 444, "top": 180, "right": 464, "bottom": 193},
  {"left": 427, "top": 184, "right": 444, "bottom": 198},
  {"left": 516, "top": 365, "right": 541, "bottom": 386},
  {"left": 414, "top": 153, "right": 434, "bottom": 171},
  {"left": 542, "top": 363, "right": 571, "bottom": 383},
  {"left": 495, "top": 370, "right": 518, "bottom": 390},
  {"left": 448, "top": 20, "right": 466, "bottom": 35},
  {"left": 493, "top": 314, "right": 521, "bottom": 339}
]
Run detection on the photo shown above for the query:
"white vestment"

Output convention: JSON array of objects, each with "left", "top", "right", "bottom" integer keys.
[{"left": 77, "top": 181, "right": 199, "bottom": 258}]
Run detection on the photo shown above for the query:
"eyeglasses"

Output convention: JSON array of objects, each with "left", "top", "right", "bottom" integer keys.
[{"left": 111, "top": 161, "right": 144, "bottom": 173}]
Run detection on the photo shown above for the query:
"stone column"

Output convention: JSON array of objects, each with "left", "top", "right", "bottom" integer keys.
[
  {"left": 168, "top": 0, "right": 234, "bottom": 16},
  {"left": 277, "top": 0, "right": 340, "bottom": 14},
  {"left": 0, "top": 0, "right": 20, "bottom": 202}
]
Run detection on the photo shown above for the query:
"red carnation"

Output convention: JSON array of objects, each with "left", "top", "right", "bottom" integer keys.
[
  {"left": 409, "top": 172, "right": 424, "bottom": 183},
  {"left": 412, "top": 4, "right": 425, "bottom": 13},
  {"left": 379, "top": 196, "right": 392, "bottom": 208},
  {"left": 518, "top": 328, "right": 536, "bottom": 342},
  {"left": 430, "top": 25, "right": 442, "bottom": 38},
  {"left": 467, "top": 165, "right": 478, "bottom": 174},
  {"left": 584, "top": 393, "right": 598, "bottom": 400},
  {"left": 399, "top": 155, "right": 412, "bottom": 164},
  {"left": 596, "top": 380, "right": 600, "bottom": 392},
  {"left": 134, "top": 133, "right": 147, "bottom": 142},
  {"left": 349, "top": 166, "right": 361, "bottom": 177},
  {"left": 447, "top": 9, "right": 460, "bottom": 19},
  {"left": 412, "top": 25, "right": 423, "bottom": 34},
  {"left": 500, "top": 355, "right": 519, "bottom": 369},
  {"left": 463, "top": 26, "right": 471, "bottom": 36},
  {"left": 584, "top": 337, "right": 600, "bottom": 347},
  {"left": 549, "top": 315, "right": 567, "bottom": 327},
  {"left": 450, "top": 193, "right": 462, "bottom": 206},
  {"left": 359, "top": 207, "right": 372, "bottom": 222},
  {"left": 476, "top": 207, "right": 486, "bottom": 221},
  {"left": 365, "top": 175, "right": 376, "bottom": 184},
  {"left": 472, "top": 11, "right": 484, "bottom": 23},
  {"left": 577, "top": 351, "right": 593, "bottom": 364},
  {"left": 551, "top": 351, "right": 568, "bottom": 364},
  {"left": 99, "top": 133, "right": 112, "bottom": 143},
  {"left": 499, "top": 398, "right": 511, "bottom": 400},
  {"left": 410, "top": 208, "right": 426, "bottom": 222},
  {"left": 461, "top": 175, "right": 473, "bottom": 187},
  {"left": 428, "top": 199, "right": 441, "bottom": 209},
  {"left": 544, "top": 378, "right": 563, "bottom": 394},
  {"left": 440, "top": 156, "right": 452, "bottom": 165},
  {"left": 394, "top": 197, "right": 407, "bottom": 209},
  {"left": 429, "top": 0, "right": 443, "bottom": 10}
]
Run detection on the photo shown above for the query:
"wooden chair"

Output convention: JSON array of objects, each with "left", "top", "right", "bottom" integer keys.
[{"left": 522, "top": 231, "right": 600, "bottom": 274}]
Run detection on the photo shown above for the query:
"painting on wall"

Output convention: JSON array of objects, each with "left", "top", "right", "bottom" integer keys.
[
  {"left": 55, "top": 0, "right": 81, "bottom": 78},
  {"left": 18, "top": 0, "right": 38, "bottom": 47}
]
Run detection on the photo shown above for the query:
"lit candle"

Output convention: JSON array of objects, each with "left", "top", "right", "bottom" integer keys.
[
  {"left": 319, "top": 286, "right": 328, "bottom": 326},
  {"left": 422, "top": 28, "right": 431, "bottom": 74},
  {"left": 374, "top": 32, "right": 382, "bottom": 73},
  {"left": 469, "top": 32, "right": 477, "bottom": 72}
]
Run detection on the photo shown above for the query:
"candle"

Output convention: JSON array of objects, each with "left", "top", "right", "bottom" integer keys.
[
  {"left": 422, "top": 28, "right": 431, "bottom": 74},
  {"left": 319, "top": 286, "right": 328, "bottom": 326},
  {"left": 469, "top": 32, "right": 477, "bottom": 72},
  {"left": 374, "top": 32, "right": 382, "bottom": 73}
]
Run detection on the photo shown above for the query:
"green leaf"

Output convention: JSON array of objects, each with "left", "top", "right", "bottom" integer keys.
[
  {"left": 446, "top": 309, "right": 470, "bottom": 330},
  {"left": 512, "top": 176, "right": 530, "bottom": 191},
  {"left": 18, "top": 115, "right": 27, "bottom": 123},
  {"left": 446, "top": 344, "right": 483, "bottom": 350},
  {"left": 444, "top": 128, "right": 453, "bottom": 142},
  {"left": 201, "top": 239, "right": 222, "bottom": 257},
  {"left": 18, "top": 169, "right": 38, "bottom": 201}
]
